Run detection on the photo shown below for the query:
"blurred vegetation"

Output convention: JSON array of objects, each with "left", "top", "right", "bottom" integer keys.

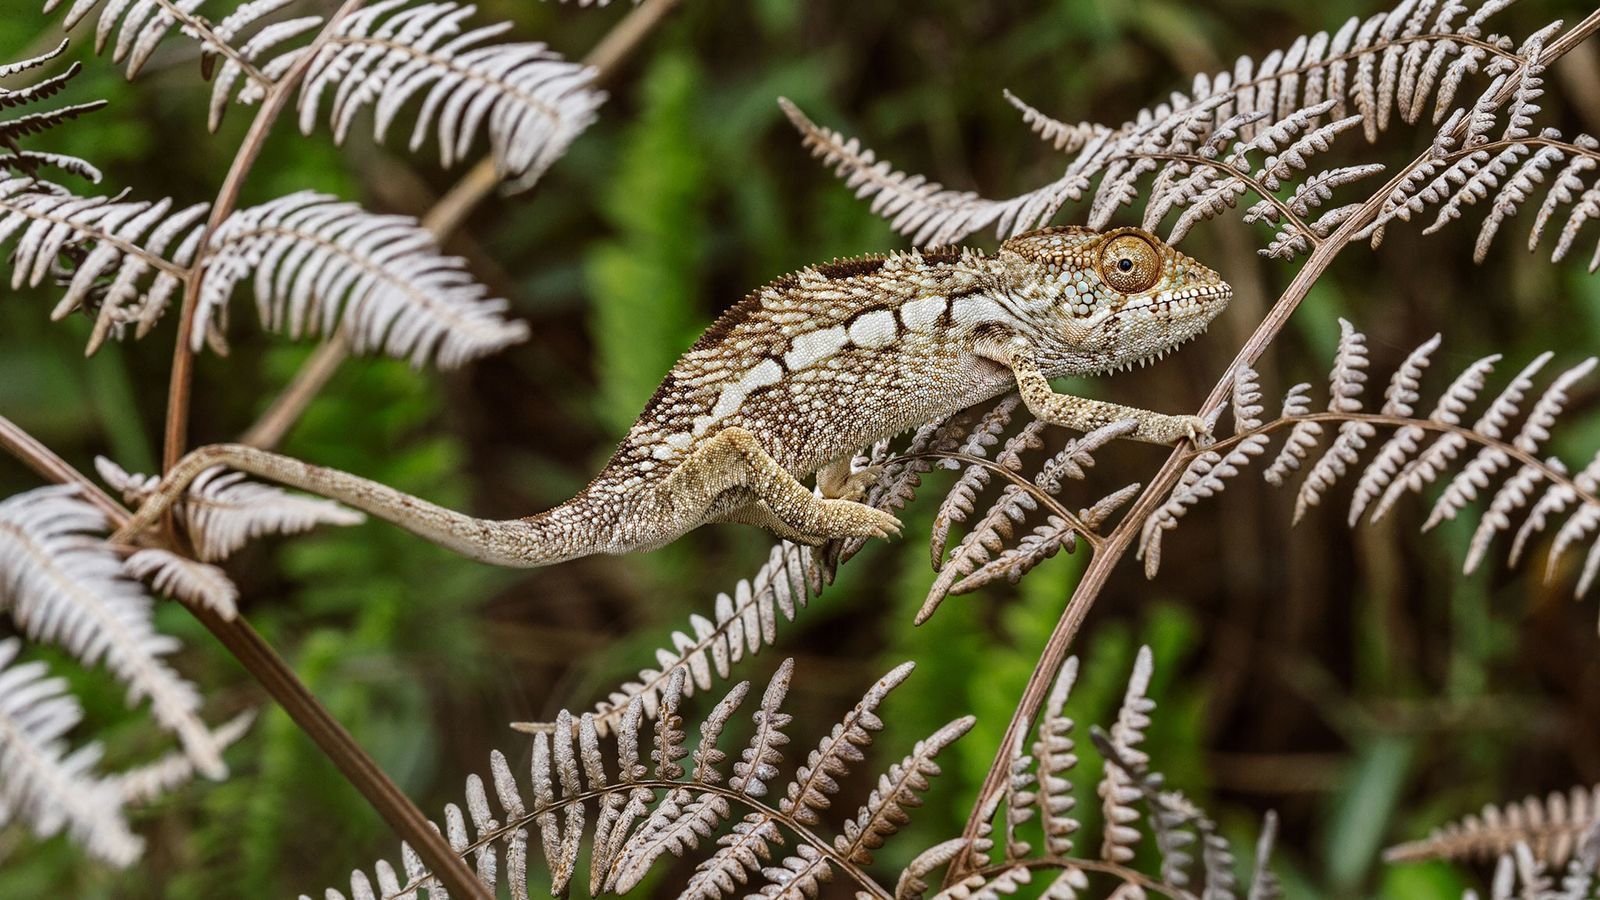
[{"left": 2, "top": 1, "right": 1599, "bottom": 897}]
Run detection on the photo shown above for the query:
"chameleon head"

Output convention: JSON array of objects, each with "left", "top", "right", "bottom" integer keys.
[{"left": 998, "top": 225, "right": 1233, "bottom": 373}]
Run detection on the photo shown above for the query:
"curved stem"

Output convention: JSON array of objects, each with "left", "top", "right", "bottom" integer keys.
[
  {"left": 142, "top": 3, "right": 496, "bottom": 894},
  {"left": 143, "top": 0, "right": 271, "bottom": 85},
  {"left": 948, "top": 9, "right": 1600, "bottom": 880},
  {"left": 162, "top": 0, "right": 367, "bottom": 473},
  {"left": 1132, "top": 152, "right": 1319, "bottom": 246},
  {"left": 0, "top": 411, "right": 488, "bottom": 896},
  {"left": 964, "top": 857, "right": 1186, "bottom": 898},
  {"left": 891, "top": 450, "right": 1103, "bottom": 551}
]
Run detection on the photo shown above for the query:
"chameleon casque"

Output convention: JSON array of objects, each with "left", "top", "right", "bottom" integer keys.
[{"left": 114, "top": 226, "right": 1233, "bottom": 566}]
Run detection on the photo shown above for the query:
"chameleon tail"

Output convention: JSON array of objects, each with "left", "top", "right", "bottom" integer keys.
[{"left": 110, "top": 443, "right": 595, "bottom": 568}]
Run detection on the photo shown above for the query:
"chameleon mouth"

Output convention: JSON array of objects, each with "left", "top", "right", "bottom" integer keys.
[{"left": 1123, "top": 282, "right": 1233, "bottom": 315}]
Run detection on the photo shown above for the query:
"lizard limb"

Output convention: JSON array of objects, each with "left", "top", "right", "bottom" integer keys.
[
  {"left": 661, "top": 427, "right": 901, "bottom": 541},
  {"left": 716, "top": 503, "right": 831, "bottom": 546},
  {"left": 980, "top": 336, "right": 1209, "bottom": 446}
]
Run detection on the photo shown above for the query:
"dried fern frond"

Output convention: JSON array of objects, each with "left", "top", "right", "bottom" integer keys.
[
  {"left": 1427, "top": 829, "right": 1600, "bottom": 900},
  {"left": 0, "top": 177, "right": 208, "bottom": 353},
  {"left": 0, "top": 485, "right": 223, "bottom": 778},
  {"left": 0, "top": 637, "right": 142, "bottom": 866},
  {"left": 321, "top": 659, "right": 972, "bottom": 899},
  {"left": 194, "top": 191, "right": 530, "bottom": 368},
  {"left": 0, "top": 40, "right": 105, "bottom": 182},
  {"left": 515, "top": 541, "right": 816, "bottom": 738},
  {"left": 785, "top": 0, "right": 1541, "bottom": 250},
  {"left": 42, "top": 0, "right": 314, "bottom": 86},
  {"left": 785, "top": 93, "right": 1374, "bottom": 257},
  {"left": 296, "top": 0, "right": 604, "bottom": 187},
  {"left": 1139, "top": 323, "right": 1600, "bottom": 625},
  {"left": 107, "top": 709, "right": 254, "bottom": 806},
  {"left": 96, "top": 455, "right": 364, "bottom": 562},
  {"left": 122, "top": 548, "right": 238, "bottom": 620},
  {"left": 898, "top": 646, "right": 1283, "bottom": 900},
  {"left": 1352, "top": 22, "right": 1600, "bottom": 262},
  {"left": 921, "top": 417, "right": 1139, "bottom": 624},
  {"left": 1387, "top": 785, "right": 1600, "bottom": 869}
]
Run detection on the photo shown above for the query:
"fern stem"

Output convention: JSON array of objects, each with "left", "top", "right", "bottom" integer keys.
[
  {"left": 143, "top": 3, "right": 496, "bottom": 894},
  {"left": 144, "top": 0, "right": 271, "bottom": 86},
  {"left": 949, "top": 9, "right": 1600, "bottom": 883},
  {"left": 0, "top": 412, "right": 493, "bottom": 897},
  {"left": 161, "top": 0, "right": 368, "bottom": 473},
  {"left": 964, "top": 857, "right": 1185, "bottom": 899},
  {"left": 0, "top": 414, "right": 127, "bottom": 523}
]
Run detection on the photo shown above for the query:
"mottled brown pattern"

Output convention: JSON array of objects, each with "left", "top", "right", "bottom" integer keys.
[{"left": 120, "top": 227, "right": 1232, "bottom": 568}]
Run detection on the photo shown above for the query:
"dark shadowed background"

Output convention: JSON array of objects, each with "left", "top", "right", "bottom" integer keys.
[{"left": 2, "top": 0, "right": 1599, "bottom": 896}]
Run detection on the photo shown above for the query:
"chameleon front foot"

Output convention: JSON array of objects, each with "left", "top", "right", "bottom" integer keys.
[{"left": 1149, "top": 414, "right": 1213, "bottom": 447}]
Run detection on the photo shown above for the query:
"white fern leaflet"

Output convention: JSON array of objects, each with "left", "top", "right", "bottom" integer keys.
[
  {"left": 193, "top": 191, "right": 531, "bottom": 368},
  {"left": 297, "top": 0, "right": 605, "bottom": 188},
  {"left": 0, "top": 485, "right": 225, "bottom": 779}
]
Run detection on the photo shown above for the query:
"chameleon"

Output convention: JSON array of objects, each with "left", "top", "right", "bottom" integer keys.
[{"left": 112, "top": 225, "right": 1233, "bottom": 566}]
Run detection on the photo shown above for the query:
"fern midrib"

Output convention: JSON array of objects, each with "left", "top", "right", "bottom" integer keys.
[
  {"left": 0, "top": 197, "right": 190, "bottom": 278},
  {"left": 0, "top": 521, "right": 195, "bottom": 733},
  {"left": 393, "top": 778, "right": 892, "bottom": 900},
  {"left": 218, "top": 224, "right": 509, "bottom": 340},
  {"left": 324, "top": 36, "right": 563, "bottom": 120},
  {"left": 1204, "top": 411, "right": 1600, "bottom": 510},
  {"left": 139, "top": 0, "right": 273, "bottom": 87}
]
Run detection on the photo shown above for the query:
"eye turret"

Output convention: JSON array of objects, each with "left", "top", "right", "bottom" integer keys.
[{"left": 1098, "top": 231, "right": 1161, "bottom": 294}]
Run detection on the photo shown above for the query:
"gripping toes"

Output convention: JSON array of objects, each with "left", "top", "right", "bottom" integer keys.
[
  {"left": 807, "top": 499, "right": 902, "bottom": 541},
  {"left": 1155, "top": 414, "right": 1212, "bottom": 447}
]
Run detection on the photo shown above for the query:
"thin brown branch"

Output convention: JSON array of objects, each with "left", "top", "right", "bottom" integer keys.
[
  {"left": 1135, "top": 151, "right": 1319, "bottom": 246},
  {"left": 144, "top": 0, "right": 272, "bottom": 85},
  {"left": 0, "top": 410, "right": 484, "bottom": 896},
  {"left": 0, "top": 414, "right": 128, "bottom": 523},
  {"left": 162, "top": 0, "right": 368, "bottom": 473},
  {"left": 142, "top": 2, "right": 494, "bottom": 893},
  {"left": 949, "top": 9, "right": 1600, "bottom": 881}
]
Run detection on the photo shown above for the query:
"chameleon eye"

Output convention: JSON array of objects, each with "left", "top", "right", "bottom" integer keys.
[{"left": 1098, "top": 233, "right": 1160, "bottom": 294}]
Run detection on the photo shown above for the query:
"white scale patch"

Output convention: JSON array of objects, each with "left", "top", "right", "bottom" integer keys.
[
  {"left": 783, "top": 326, "right": 847, "bottom": 371},
  {"left": 847, "top": 309, "right": 898, "bottom": 349},
  {"left": 899, "top": 296, "right": 946, "bottom": 333},
  {"left": 952, "top": 294, "right": 1006, "bottom": 328}
]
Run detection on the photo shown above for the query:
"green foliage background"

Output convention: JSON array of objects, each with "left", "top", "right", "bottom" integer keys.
[{"left": 2, "top": 1, "right": 1599, "bottom": 897}]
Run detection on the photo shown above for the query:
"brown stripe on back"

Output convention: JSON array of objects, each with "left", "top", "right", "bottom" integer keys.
[
  {"left": 813, "top": 255, "right": 888, "bottom": 280},
  {"left": 687, "top": 287, "right": 770, "bottom": 353},
  {"left": 918, "top": 245, "right": 963, "bottom": 265}
]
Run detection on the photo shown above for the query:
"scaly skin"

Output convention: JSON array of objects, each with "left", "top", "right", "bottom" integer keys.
[{"left": 114, "top": 226, "right": 1232, "bottom": 567}]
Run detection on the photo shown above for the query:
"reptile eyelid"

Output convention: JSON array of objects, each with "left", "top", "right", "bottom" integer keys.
[{"left": 1099, "top": 232, "right": 1160, "bottom": 293}]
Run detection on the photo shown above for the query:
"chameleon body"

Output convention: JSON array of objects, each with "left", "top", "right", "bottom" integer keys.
[{"left": 115, "top": 226, "right": 1232, "bottom": 567}]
